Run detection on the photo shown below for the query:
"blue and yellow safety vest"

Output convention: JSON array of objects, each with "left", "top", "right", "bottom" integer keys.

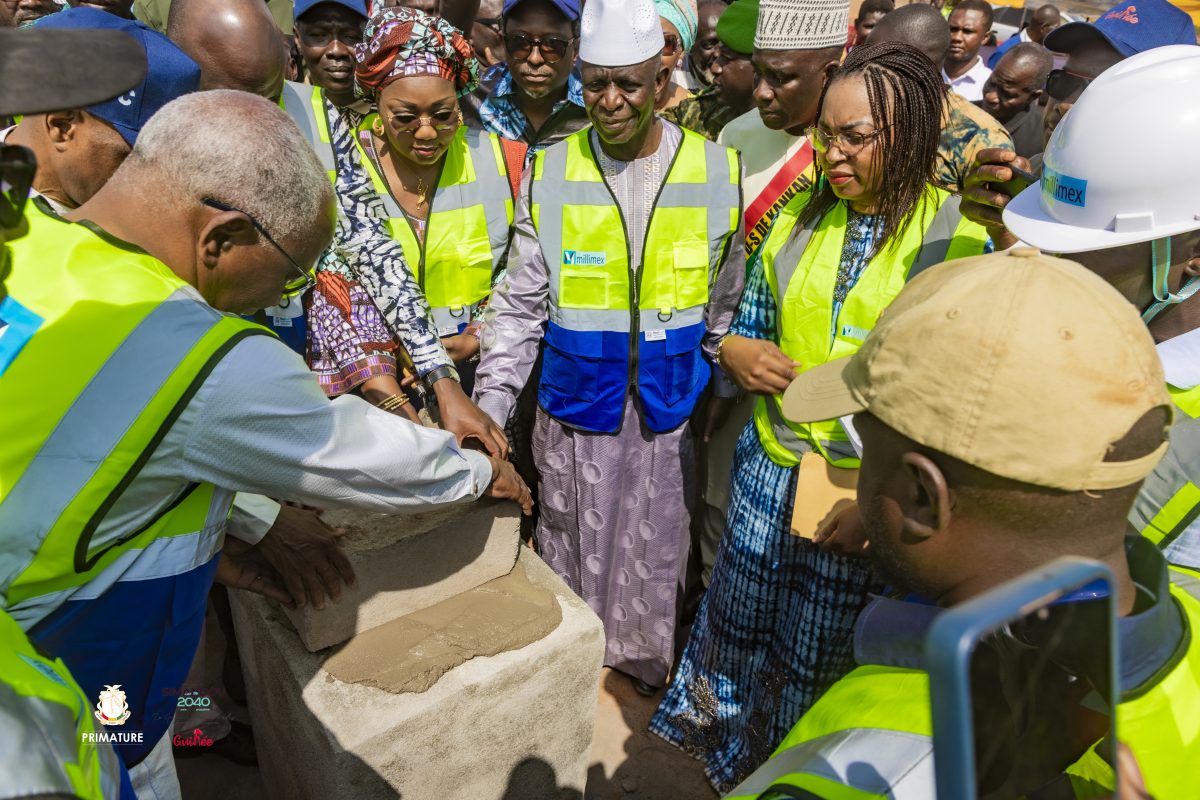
[
  {"left": 528, "top": 127, "right": 741, "bottom": 433},
  {"left": 0, "top": 200, "right": 269, "bottom": 764}
]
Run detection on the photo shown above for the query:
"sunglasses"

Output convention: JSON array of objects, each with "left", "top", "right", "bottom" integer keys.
[
  {"left": 202, "top": 198, "right": 316, "bottom": 295},
  {"left": 504, "top": 33, "right": 574, "bottom": 63},
  {"left": 0, "top": 145, "right": 36, "bottom": 230},
  {"left": 661, "top": 33, "right": 681, "bottom": 56},
  {"left": 806, "top": 125, "right": 890, "bottom": 157},
  {"left": 1045, "top": 68, "right": 1094, "bottom": 101}
]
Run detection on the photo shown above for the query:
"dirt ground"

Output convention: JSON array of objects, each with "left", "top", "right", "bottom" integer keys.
[{"left": 176, "top": 664, "right": 718, "bottom": 800}]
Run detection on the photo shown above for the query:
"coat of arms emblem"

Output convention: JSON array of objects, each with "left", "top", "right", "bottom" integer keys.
[{"left": 94, "top": 684, "right": 131, "bottom": 726}]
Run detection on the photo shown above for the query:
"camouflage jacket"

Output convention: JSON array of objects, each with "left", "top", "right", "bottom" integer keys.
[
  {"left": 937, "top": 91, "right": 1015, "bottom": 193},
  {"left": 661, "top": 85, "right": 739, "bottom": 143}
]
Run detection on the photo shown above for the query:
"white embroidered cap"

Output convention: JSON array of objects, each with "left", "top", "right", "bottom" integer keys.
[
  {"left": 755, "top": 0, "right": 850, "bottom": 50},
  {"left": 580, "top": 0, "right": 666, "bottom": 67}
]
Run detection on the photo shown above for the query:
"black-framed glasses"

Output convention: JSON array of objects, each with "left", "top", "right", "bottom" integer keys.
[
  {"left": 504, "top": 33, "right": 574, "bottom": 63},
  {"left": 0, "top": 145, "right": 36, "bottom": 230},
  {"left": 806, "top": 125, "right": 891, "bottom": 157},
  {"left": 202, "top": 198, "right": 316, "bottom": 295},
  {"left": 661, "top": 33, "right": 681, "bottom": 56},
  {"left": 1045, "top": 68, "right": 1094, "bottom": 101}
]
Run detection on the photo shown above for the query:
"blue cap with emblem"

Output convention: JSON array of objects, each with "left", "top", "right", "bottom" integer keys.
[
  {"left": 295, "top": 0, "right": 370, "bottom": 20},
  {"left": 1045, "top": 0, "right": 1196, "bottom": 58},
  {"left": 35, "top": 7, "right": 200, "bottom": 146}
]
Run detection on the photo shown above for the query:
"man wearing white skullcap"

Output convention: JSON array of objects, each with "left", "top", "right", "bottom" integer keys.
[{"left": 473, "top": 0, "right": 746, "bottom": 697}]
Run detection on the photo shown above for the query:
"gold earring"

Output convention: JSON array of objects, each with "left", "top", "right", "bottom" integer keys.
[{"left": 372, "top": 116, "right": 385, "bottom": 137}]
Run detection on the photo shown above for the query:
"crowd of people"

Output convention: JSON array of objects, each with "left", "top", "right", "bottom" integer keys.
[{"left": 0, "top": 0, "right": 1198, "bottom": 797}]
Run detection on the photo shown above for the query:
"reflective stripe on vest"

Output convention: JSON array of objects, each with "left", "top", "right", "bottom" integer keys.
[
  {"left": 280, "top": 80, "right": 336, "bottom": 180},
  {"left": 725, "top": 728, "right": 934, "bottom": 800},
  {"left": 1132, "top": 386, "right": 1200, "bottom": 550},
  {"left": 754, "top": 188, "right": 987, "bottom": 467},
  {"left": 529, "top": 127, "right": 741, "bottom": 433},
  {"left": 353, "top": 122, "right": 513, "bottom": 334},
  {"left": 1068, "top": 566, "right": 1200, "bottom": 798},
  {"left": 0, "top": 203, "right": 267, "bottom": 616},
  {"left": 0, "top": 611, "right": 122, "bottom": 800}
]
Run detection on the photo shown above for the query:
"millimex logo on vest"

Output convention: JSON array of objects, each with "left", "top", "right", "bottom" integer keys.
[
  {"left": 1042, "top": 167, "right": 1088, "bottom": 209},
  {"left": 563, "top": 250, "right": 607, "bottom": 266}
]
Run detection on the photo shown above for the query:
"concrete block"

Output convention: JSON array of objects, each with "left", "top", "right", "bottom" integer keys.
[
  {"left": 230, "top": 548, "right": 606, "bottom": 800},
  {"left": 284, "top": 499, "right": 521, "bottom": 651}
]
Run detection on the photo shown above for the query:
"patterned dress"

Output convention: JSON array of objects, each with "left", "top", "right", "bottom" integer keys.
[{"left": 650, "top": 209, "right": 883, "bottom": 792}]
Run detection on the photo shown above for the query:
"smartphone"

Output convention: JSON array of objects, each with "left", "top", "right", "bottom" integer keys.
[
  {"left": 925, "top": 557, "right": 1120, "bottom": 799},
  {"left": 993, "top": 164, "right": 1039, "bottom": 198}
]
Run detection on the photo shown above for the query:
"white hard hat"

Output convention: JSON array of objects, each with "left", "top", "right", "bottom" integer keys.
[{"left": 1004, "top": 45, "right": 1200, "bottom": 254}]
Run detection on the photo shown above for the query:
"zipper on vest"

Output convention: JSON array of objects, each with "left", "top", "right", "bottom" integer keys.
[
  {"left": 586, "top": 143, "right": 638, "bottom": 388},
  {"left": 365, "top": 134, "right": 447, "bottom": 293}
]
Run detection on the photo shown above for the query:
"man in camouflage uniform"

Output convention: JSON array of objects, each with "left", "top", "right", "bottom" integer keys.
[{"left": 662, "top": 0, "right": 756, "bottom": 141}]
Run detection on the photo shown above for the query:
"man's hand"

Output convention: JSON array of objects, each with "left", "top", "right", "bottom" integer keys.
[
  {"left": 255, "top": 505, "right": 357, "bottom": 610},
  {"left": 719, "top": 335, "right": 801, "bottom": 395},
  {"left": 485, "top": 456, "right": 534, "bottom": 515},
  {"left": 813, "top": 504, "right": 869, "bottom": 557},
  {"left": 960, "top": 148, "right": 1031, "bottom": 250},
  {"left": 442, "top": 334, "right": 480, "bottom": 363},
  {"left": 215, "top": 541, "right": 293, "bottom": 605},
  {"left": 433, "top": 377, "right": 510, "bottom": 459}
]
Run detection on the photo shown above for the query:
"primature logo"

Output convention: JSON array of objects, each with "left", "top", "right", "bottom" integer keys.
[
  {"left": 1042, "top": 167, "right": 1088, "bottom": 208},
  {"left": 563, "top": 250, "right": 607, "bottom": 266},
  {"left": 95, "top": 685, "right": 130, "bottom": 726}
]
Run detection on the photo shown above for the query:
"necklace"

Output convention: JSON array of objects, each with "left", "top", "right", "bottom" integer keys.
[{"left": 414, "top": 176, "right": 428, "bottom": 209}]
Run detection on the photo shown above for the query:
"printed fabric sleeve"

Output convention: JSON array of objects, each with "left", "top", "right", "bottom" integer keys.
[
  {"left": 728, "top": 244, "right": 777, "bottom": 342},
  {"left": 472, "top": 169, "right": 549, "bottom": 427}
]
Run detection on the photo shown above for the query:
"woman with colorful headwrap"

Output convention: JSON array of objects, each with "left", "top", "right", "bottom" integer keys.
[
  {"left": 309, "top": 7, "right": 521, "bottom": 401},
  {"left": 655, "top": 0, "right": 698, "bottom": 111}
]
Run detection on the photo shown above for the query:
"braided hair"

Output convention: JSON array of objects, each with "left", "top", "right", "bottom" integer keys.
[{"left": 797, "top": 40, "right": 947, "bottom": 257}]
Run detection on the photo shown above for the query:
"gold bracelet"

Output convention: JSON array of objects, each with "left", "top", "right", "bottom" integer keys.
[
  {"left": 377, "top": 393, "right": 411, "bottom": 412},
  {"left": 715, "top": 334, "right": 731, "bottom": 367}
]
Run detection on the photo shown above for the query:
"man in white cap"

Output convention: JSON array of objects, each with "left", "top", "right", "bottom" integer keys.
[
  {"left": 998, "top": 45, "right": 1200, "bottom": 571},
  {"left": 473, "top": 0, "right": 745, "bottom": 696},
  {"left": 726, "top": 248, "right": 1198, "bottom": 799}
]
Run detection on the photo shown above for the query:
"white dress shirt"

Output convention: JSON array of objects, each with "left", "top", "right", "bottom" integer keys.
[{"left": 942, "top": 57, "right": 993, "bottom": 102}]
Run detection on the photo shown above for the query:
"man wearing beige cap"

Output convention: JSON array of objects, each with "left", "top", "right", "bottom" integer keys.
[{"left": 724, "top": 250, "right": 1200, "bottom": 799}]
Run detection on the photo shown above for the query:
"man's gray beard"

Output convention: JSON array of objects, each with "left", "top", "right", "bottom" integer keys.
[{"left": 522, "top": 85, "right": 554, "bottom": 101}]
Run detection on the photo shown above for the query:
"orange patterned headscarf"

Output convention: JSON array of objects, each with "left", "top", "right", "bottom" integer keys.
[{"left": 354, "top": 8, "right": 480, "bottom": 99}]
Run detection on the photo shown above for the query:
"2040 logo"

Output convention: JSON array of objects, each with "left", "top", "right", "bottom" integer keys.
[{"left": 176, "top": 692, "right": 213, "bottom": 709}]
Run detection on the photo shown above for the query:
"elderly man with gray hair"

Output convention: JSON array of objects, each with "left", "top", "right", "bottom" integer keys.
[{"left": 0, "top": 89, "right": 530, "bottom": 799}]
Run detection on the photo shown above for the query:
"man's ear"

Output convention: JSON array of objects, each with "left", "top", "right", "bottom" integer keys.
[
  {"left": 44, "top": 109, "right": 84, "bottom": 148},
  {"left": 1029, "top": 87, "right": 1044, "bottom": 106},
  {"left": 899, "top": 451, "right": 954, "bottom": 539},
  {"left": 198, "top": 210, "right": 257, "bottom": 271}
]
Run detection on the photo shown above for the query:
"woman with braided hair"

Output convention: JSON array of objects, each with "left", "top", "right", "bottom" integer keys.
[
  {"left": 308, "top": 7, "right": 523, "bottom": 405},
  {"left": 652, "top": 41, "right": 989, "bottom": 792}
]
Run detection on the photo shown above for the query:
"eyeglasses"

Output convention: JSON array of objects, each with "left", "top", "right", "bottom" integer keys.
[
  {"left": 0, "top": 145, "right": 36, "bottom": 230},
  {"left": 806, "top": 125, "right": 890, "bottom": 157},
  {"left": 202, "top": 198, "right": 316, "bottom": 295},
  {"left": 389, "top": 110, "right": 459, "bottom": 134},
  {"left": 661, "top": 33, "right": 681, "bottom": 56},
  {"left": 504, "top": 33, "right": 574, "bottom": 63},
  {"left": 1045, "top": 68, "right": 1094, "bottom": 101}
]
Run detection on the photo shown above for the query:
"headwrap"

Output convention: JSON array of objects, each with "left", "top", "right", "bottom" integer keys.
[
  {"left": 654, "top": 0, "right": 698, "bottom": 52},
  {"left": 354, "top": 8, "right": 480, "bottom": 99}
]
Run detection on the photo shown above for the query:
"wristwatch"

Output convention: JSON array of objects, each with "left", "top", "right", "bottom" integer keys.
[{"left": 422, "top": 364, "right": 460, "bottom": 391}]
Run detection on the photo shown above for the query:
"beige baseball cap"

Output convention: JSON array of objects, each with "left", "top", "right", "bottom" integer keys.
[{"left": 782, "top": 249, "right": 1171, "bottom": 491}]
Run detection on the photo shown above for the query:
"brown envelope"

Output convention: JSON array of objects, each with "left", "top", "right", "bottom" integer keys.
[{"left": 790, "top": 452, "right": 859, "bottom": 539}]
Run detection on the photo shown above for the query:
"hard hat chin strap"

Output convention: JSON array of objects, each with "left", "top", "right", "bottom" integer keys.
[{"left": 1143, "top": 237, "right": 1200, "bottom": 323}]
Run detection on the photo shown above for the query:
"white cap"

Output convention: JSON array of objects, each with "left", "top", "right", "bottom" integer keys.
[
  {"left": 755, "top": 0, "right": 850, "bottom": 50},
  {"left": 580, "top": 0, "right": 666, "bottom": 67},
  {"left": 1004, "top": 45, "right": 1200, "bottom": 253}
]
